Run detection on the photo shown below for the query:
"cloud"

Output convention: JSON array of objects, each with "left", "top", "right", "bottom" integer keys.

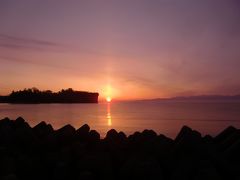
[
  {"left": 0, "top": 55, "right": 46, "bottom": 66},
  {"left": 0, "top": 33, "right": 64, "bottom": 51},
  {"left": 0, "top": 55, "right": 106, "bottom": 79},
  {"left": 0, "top": 33, "right": 136, "bottom": 59}
]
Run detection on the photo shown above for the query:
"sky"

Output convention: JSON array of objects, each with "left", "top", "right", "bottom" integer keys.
[{"left": 0, "top": 0, "right": 240, "bottom": 100}]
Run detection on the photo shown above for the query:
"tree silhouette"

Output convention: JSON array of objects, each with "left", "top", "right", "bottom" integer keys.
[{"left": 1, "top": 88, "right": 99, "bottom": 103}]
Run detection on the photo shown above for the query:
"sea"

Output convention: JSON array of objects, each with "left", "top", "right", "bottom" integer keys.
[{"left": 0, "top": 101, "right": 240, "bottom": 138}]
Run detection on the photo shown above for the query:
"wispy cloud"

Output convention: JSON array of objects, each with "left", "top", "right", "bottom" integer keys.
[
  {"left": 0, "top": 55, "right": 58, "bottom": 68},
  {"left": 0, "top": 33, "right": 64, "bottom": 51},
  {"left": 0, "top": 33, "right": 152, "bottom": 60},
  {"left": 0, "top": 55, "right": 106, "bottom": 78}
]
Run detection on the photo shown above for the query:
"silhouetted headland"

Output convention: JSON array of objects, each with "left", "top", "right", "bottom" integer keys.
[
  {"left": 0, "top": 88, "right": 99, "bottom": 103},
  {"left": 1, "top": 117, "right": 240, "bottom": 180}
]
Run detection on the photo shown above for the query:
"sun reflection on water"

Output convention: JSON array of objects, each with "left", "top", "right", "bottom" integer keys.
[{"left": 107, "top": 103, "right": 112, "bottom": 126}]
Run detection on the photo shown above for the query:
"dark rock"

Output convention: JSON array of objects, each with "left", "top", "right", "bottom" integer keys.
[
  {"left": 127, "top": 129, "right": 158, "bottom": 144},
  {"left": 218, "top": 129, "right": 240, "bottom": 152},
  {"left": 76, "top": 124, "right": 90, "bottom": 141},
  {"left": 77, "top": 153, "right": 112, "bottom": 179},
  {"left": 52, "top": 161, "right": 69, "bottom": 180},
  {"left": 118, "top": 131, "right": 127, "bottom": 141},
  {"left": 69, "top": 141, "right": 87, "bottom": 159},
  {"left": 55, "top": 124, "right": 76, "bottom": 142},
  {"left": 33, "top": 121, "right": 54, "bottom": 138},
  {"left": 88, "top": 130, "right": 100, "bottom": 143},
  {"left": 127, "top": 131, "right": 145, "bottom": 150},
  {"left": 14, "top": 117, "right": 25, "bottom": 126},
  {"left": 77, "top": 124, "right": 90, "bottom": 134},
  {"left": 128, "top": 131, "right": 141, "bottom": 142},
  {"left": 104, "top": 129, "right": 127, "bottom": 150},
  {"left": 2, "top": 174, "right": 18, "bottom": 180},
  {"left": 0, "top": 156, "right": 16, "bottom": 177},
  {"left": 0, "top": 117, "right": 11, "bottom": 124},
  {"left": 171, "top": 158, "right": 196, "bottom": 180},
  {"left": 158, "top": 134, "right": 173, "bottom": 144},
  {"left": 77, "top": 171, "right": 95, "bottom": 180},
  {"left": 223, "top": 138, "right": 240, "bottom": 162},
  {"left": 194, "top": 160, "right": 221, "bottom": 180},
  {"left": 0, "top": 118, "right": 15, "bottom": 144},
  {"left": 0, "top": 118, "right": 239, "bottom": 180},
  {"left": 156, "top": 134, "right": 173, "bottom": 152},
  {"left": 120, "top": 156, "right": 164, "bottom": 179},
  {"left": 202, "top": 135, "right": 213, "bottom": 143},
  {"left": 173, "top": 126, "right": 202, "bottom": 163},
  {"left": 174, "top": 126, "right": 202, "bottom": 148},
  {"left": 214, "top": 126, "right": 237, "bottom": 144},
  {"left": 15, "top": 155, "right": 34, "bottom": 179},
  {"left": 106, "top": 129, "right": 119, "bottom": 141},
  {"left": 14, "top": 118, "right": 35, "bottom": 145},
  {"left": 142, "top": 129, "right": 157, "bottom": 140},
  {"left": 175, "top": 126, "right": 193, "bottom": 143}
]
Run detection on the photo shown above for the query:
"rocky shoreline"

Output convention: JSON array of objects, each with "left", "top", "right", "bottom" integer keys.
[{"left": 0, "top": 117, "right": 239, "bottom": 180}]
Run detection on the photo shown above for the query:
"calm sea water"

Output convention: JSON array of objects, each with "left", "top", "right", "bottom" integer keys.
[{"left": 0, "top": 101, "right": 240, "bottom": 138}]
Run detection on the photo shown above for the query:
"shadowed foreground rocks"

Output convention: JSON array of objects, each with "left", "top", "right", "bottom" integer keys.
[{"left": 0, "top": 117, "right": 240, "bottom": 180}]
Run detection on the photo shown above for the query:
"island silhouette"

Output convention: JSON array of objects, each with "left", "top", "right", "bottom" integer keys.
[{"left": 0, "top": 88, "right": 99, "bottom": 103}]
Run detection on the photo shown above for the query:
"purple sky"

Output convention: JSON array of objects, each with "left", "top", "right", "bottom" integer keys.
[{"left": 1, "top": 0, "right": 240, "bottom": 100}]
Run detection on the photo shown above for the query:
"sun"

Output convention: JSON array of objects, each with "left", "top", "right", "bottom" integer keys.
[{"left": 106, "top": 96, "right": 112, "bottom": 102}]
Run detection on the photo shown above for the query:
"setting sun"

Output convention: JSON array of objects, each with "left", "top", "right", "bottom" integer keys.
[
  {"left": 106, "top": 96, "right": 112, "bottom": 102},
  {"left": 102, "top": 84, "right": 115, "bottom": 102}
]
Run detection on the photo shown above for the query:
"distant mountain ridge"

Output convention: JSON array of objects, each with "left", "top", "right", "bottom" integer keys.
[
  {"left": 137, "top": 95, "right": 240, "bottom": 102},
  {"left": 170, "top": 95, "right": 240, "bottom": 101},
  {"left": 0, "top": 88, "right": 99, "bottom": 103}
]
